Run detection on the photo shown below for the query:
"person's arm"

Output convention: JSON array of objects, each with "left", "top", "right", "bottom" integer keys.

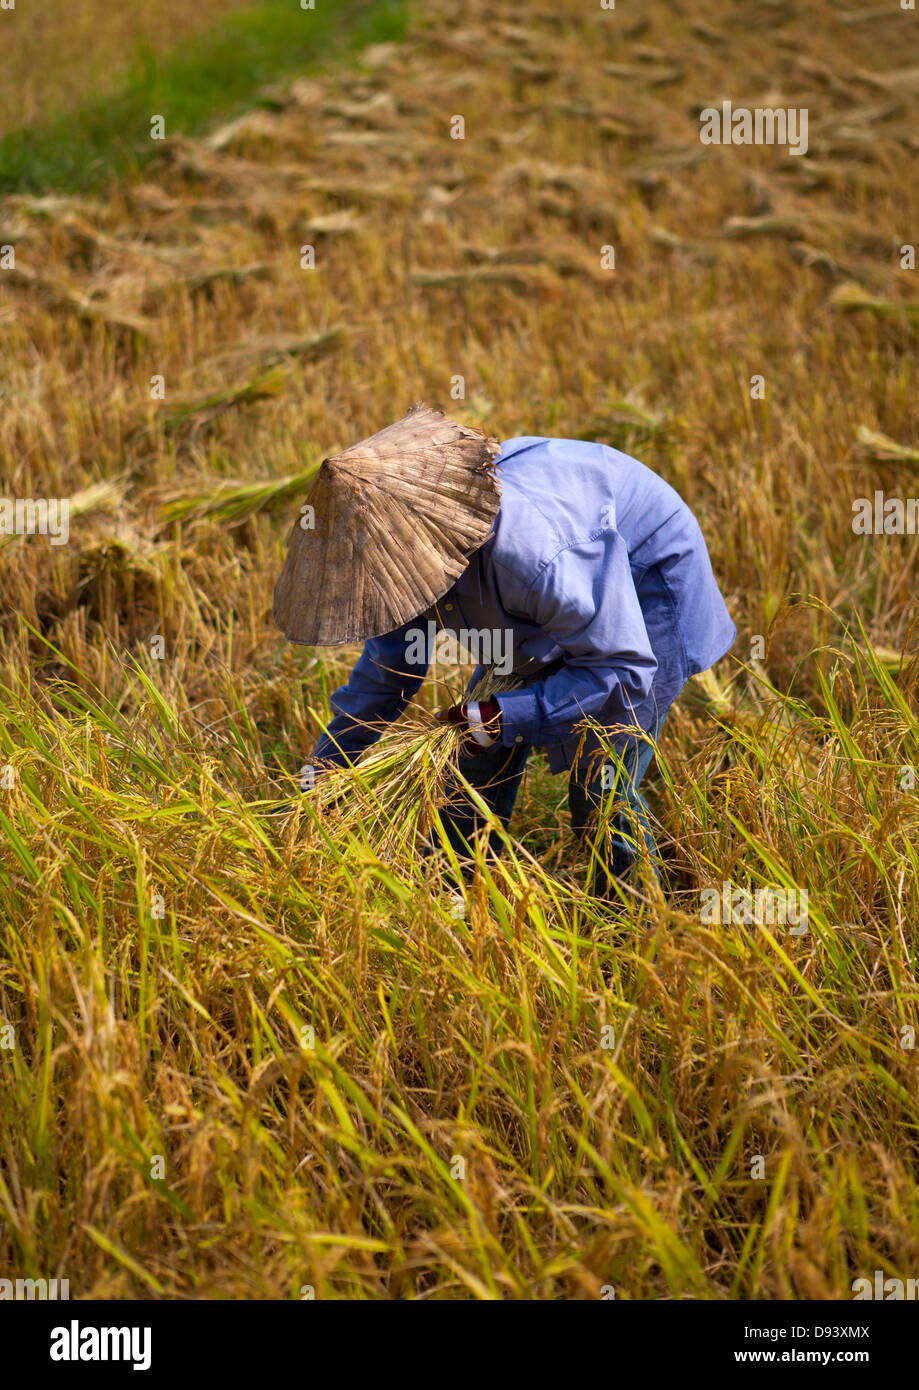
[
  {"left": 494, "top": 533, "right": 658, "bottom": 748},
  {"left": 312, "top": 621, "right": 429, "bottom": 769}
]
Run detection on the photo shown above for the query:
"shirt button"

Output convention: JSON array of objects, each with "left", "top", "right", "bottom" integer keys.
[
  {"left": 444, "top": 603, "right": 453, "bottom": 611},
  {"left": 515, "top": 735, "right": 523, "bottom": 744}
]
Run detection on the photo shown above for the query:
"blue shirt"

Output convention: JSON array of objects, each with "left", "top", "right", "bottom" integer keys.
[{"left": 312, "top": 437, "right": 736, "bottom": 773}]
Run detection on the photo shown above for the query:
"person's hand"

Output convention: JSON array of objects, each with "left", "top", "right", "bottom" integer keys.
[{"left": 435, "top": 699, "right": 502, "bottom": 756}]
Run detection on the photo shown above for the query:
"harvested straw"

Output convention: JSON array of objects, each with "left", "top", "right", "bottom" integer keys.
[
  {"left": 309, "top": 669, "right": 519, "bottom": 857},
  {"left": 829, "top": 282, "right": 919, "bottom": 324},
  {"left": 855, "top": 426, "right": 919, "bottom": 464},
  {"left": 157, "top": 465, "right": 320, "bottom": 526}
]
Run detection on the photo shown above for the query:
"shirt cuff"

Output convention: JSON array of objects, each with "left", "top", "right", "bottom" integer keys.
[{"left": 494, "top": 688, "right": 540, "bottom": 746}]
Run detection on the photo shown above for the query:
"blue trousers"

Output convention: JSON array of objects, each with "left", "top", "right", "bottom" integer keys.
[{"left": 436, "top": 715, "right": 667, "bottom": 894}]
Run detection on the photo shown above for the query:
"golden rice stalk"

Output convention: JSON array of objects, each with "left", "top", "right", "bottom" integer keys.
[
  {"left": 0, "top": 214, "right": 29, "bottom": 240},
  {"left": 690, "top": 20, "right": 727, "bottom": 43},
  {"left": 829, "top": 282, "right": 919, "bottom": 324},
  {"left": 649, "top": 226, "right": 717, "bottom": 264},
  {"left": 409, "top": 265, "right": 559, "bottom": 292},
  {"left": 48, "top": 213, "right": 179, "bottom": 265},
  {"left": 458, "top": 241, "right": 602, "bottom": 278},
  {"left": 179, "top": 262, "right": 276, "bottom": 294},
  {"left": 554, "top": 105, "right": 648, "bottom": 141},
  {"left": 211, "top": 327, "right": 346, "bottom": 369},
  {"left": 159, "top": 136, "right": 308, "bottom": 193},
  {"left": 3, "top": 192, "right": 98, "bottom": 223},
  {"left": 310, "top": 672, "right": 520, "bottom": 857},
  {"left": 633, "top": 44, "right": 678, "bottom": 63},
  {"left": 789, "top": 243, "right": 892, "bottom": 288},
  {"left": 5, "top": 264, "right": 151, "bottom": 335},
  {"left": 358, "top": 42, "right": 402, "bottom": 70},
  {"left": 789, "top": 243, "right": 843, "bottom": 278},
  {"left": 582, "top": 396, "right": 682, "bottom": 445},
  {"left": 158, "top": 466, "right": 319, "bottom": 525},
  {"left": 164, "top": 365, "right": 289, "bottom": 433},
  {"left": 204, "top": 110, "right": 284, "bottom": 152},
  {"left": 510, "top": 60, "right": 555, "bottom": 82},
  {"left": 0, "top": 479, "right": 126, "bottom": 553},
  {"left": 126, "top": 183, "right": 254, "bottom": 224},
  {"left": 852, "top": 65, "right": 919, "bottom": 93},
  {"left": 839, "top": 5, "right": 903, "bottom": 24},
  {"left": 302, "top": 176, "right": 404, "bottom": 204},
  {"left": 603, "top": 62, "right": 685, "bottom": 85},
  {"left": 303, "top": 210, "right": 364, "bottom": 236},
  {"left": 76, "top": 528, "right": 165, "bottom": 581},
  {"left": 323, "top": 131, "right": 406, "bottom": 151},
  {"left": 320, "top": 92, "right": 399, "bottom": 126},
  {"left": 311, "top": 710, "right": 459, "bottom": 858},
  {"left": 283, "top": 77, "right": 325, "bottom": 108},
  {"left": 817, "top": 100, "right": 900, "bottom": 127},
  {"left": 69, "top": 478, "right": 128, "bottom": 519},
  {"left": 722, "top": 214, "right": 806, "bottom": 240},
  {"left": 855, "top": 426, "right": 919, "bottom": 464},
  {"left": 499, "top": 160, "right": 604, "bottom": 194},
  {"left": 492, "top": 21, "right": 540, "bottom": 47}
]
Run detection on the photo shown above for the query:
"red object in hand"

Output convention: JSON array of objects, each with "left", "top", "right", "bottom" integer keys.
[{"left": 435, "top": 699, "right": 502, "bottom": 756}]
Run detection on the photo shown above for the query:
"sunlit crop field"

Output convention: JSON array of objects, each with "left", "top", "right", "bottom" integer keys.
[
  {"left": 0, "top": 0, "right": 262, "bottom": 133},
  {"left": 0, "top": 0, "right": 917, "bottom": 1299}
]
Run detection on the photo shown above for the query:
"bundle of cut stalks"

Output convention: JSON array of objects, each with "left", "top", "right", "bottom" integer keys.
[{"left": 309, "top": 669, "right": 519, "bottom": 857}]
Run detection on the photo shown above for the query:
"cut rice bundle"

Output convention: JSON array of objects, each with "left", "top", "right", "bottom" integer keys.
[{"left": 310, "top": 669, "right": 520, "bottom": 857}]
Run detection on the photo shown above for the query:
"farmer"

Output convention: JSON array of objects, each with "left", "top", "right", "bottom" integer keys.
[{"left": 273, "top": 404, "right": 735, "bottom": 892}]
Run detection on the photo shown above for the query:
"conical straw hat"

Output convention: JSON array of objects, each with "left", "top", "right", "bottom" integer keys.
[{"left": 272, "top": 403, "right": 501, "bottom": 645}]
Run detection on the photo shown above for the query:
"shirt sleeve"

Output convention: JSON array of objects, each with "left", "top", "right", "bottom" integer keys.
[
  {"left": 494, "top": 532, "right": 658, "bottom": 748},
  {"left": 312, "top": 621, "right": 429, "bottom": 768}
]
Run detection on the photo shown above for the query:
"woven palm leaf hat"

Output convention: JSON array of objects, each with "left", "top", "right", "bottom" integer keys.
[{"left": 272, "top": 403, "right": 502, "bottom": 645}]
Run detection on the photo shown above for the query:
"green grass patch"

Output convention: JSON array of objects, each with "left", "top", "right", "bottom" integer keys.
[{"left": 0, "top": 0, "right": 408, "bottom": 196}]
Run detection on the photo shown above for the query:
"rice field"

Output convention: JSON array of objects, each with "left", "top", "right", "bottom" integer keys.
[
  {"left": 0, "top": 0, "right": 259, "bottom": 133},
  {"left": 0, "top": 0, "right": 918, "bottom": 1301}
]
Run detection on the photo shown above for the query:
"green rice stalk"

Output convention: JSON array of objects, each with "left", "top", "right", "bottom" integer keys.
[{"left": 158, "top": 465, "right": 319, "bottom": 525}]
